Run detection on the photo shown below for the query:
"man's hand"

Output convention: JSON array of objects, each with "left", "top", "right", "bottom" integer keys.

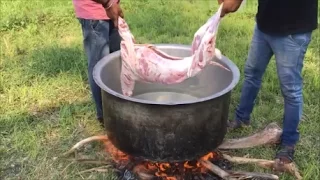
[
  {"left": 218, "top": 0, "right": 243, "bottom": 17},
  {"left": 93, "top": 0, "right": 124, "bottom": 28},
  {"left": 105, "top": 2, "right": 124, "bottom": 28}
]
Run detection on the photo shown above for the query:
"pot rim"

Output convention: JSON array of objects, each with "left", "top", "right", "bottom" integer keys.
[{"left": 93, "top": 44, "right": 240, "bottom": 105}]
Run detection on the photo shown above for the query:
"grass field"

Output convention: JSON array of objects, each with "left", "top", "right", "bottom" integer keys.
[{"left": 0, "top": 0, "right": 319, "bottom": 179}]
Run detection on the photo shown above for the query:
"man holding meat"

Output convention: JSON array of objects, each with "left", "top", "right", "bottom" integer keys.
[
  {"left": 72, "top": 0, "right": 123, "bottom": 126},
  {"left": 219, "top": 0, "right": 318, "bottom": 167}
]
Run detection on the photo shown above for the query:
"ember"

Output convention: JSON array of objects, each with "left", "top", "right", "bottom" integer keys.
[{"left": 103, "top": 137, "right": 231, "bottom": 180}]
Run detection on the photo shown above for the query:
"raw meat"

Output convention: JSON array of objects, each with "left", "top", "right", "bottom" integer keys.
[{"left": 118, "top": 4, "right": 228, "bottom": 96}]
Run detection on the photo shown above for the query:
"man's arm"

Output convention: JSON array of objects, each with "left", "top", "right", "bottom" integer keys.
[
  {"left": 92, "top": 0, "right": 111, "bottom": 8},
  {"left": 218, "top": 0, "right": 244, "bottom": 17},
  {"left": 92, "top": 0, "right": 124, "bottom": 27}
]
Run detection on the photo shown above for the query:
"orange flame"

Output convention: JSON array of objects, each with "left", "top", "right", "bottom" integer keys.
[{"left": 104, "top": 137, "right": 219, "bottom": 180}]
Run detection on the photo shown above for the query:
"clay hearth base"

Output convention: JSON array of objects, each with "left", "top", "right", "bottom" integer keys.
[{"left": 61, "top": 122, "right": 302, "bottom": 180}]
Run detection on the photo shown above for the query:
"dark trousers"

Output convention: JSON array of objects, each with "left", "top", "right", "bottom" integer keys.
[{"left": 78, "top": 18, "right": 121, "bottom": 119}]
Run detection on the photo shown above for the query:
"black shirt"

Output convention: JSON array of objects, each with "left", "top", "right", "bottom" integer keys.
[{"left": 256, "top": 0, "right": 318, "bottom": 35}]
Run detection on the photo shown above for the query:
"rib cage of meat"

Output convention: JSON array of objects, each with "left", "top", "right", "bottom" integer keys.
[{"left": 118, "top": 4, "right": 228, "bottom": 96}]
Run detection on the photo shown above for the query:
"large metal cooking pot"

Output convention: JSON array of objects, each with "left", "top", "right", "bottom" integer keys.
[{"left": 93, "top": 44, "right": 240, "bottom": 162}]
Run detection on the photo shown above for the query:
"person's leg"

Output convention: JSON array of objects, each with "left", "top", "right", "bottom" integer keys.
[
  {"left": 269, "top": 32, "right": 312, "bottom": 163},
  {"left": 229, "top": 25, "right": 274, "bottom": 129},
  {"left": 108, "top": 21, "right": 121, "bottom": 53},
  {"left": 78, "top": 19, "right": 112, "bottom": 124}
]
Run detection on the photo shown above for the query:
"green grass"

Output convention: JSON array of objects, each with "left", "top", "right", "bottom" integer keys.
[{"left": 0, "top": 0, "right": 319, "bottom": 179}]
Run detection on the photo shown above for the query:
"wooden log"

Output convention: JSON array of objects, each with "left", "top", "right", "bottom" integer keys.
[
  {"left": 133, "top": 164, "right": 154, "bottom": 180},
  {"left": 62, "top": 135, "right": 109, "bottom": 157},
  {"left": 66, "top": 158, "right": 110, "bottom": 165},
  {"left": 78, "top": 165, "right": 112, "bottom": 174},
  {"left": 218, "top": 123, "right": 282, "bottom": 150},
  {"left": 200, "top": 159, "right": 279, "bottom": 180},
  {"left": 222, "top": 154, "right": 302, "bottom": 180},
  {"left": 199, "top": 160, "right": 236, "bottom": 180},
  {"left": 227, "top": 170, "right": 279, "bottom": 180}
]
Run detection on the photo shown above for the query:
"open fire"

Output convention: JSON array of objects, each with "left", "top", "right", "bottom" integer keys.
[
  {"left": 62, "top": 123, "right": 302, "bottom": 180},
  {"left": 104, "top": 137, "right": 231, "bottom": 180}
]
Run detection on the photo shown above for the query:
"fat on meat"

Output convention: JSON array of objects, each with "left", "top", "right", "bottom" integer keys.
[{"left": 118, "top": 4, "right": 228, "bottom": 96}]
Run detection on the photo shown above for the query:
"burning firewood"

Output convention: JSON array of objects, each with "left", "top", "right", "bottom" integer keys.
[
  {"left": 222, "top": 154, "right": 302, "bottom": 180},
  {"left": 61, "top": 123, "right": 302, "bottom": 180},
  {"left": 218, "top": 123, "right": 282, "bottom": 150},
  {"left": 199, "top": 159, "right": 234, "bottom": 180},
  {"left": 132, "top": 164, "right": 154, "bottom": 180}
]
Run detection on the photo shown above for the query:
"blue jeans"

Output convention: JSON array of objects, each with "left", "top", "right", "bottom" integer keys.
[
  {"left": 235, "top": 25, "right": 312, "bottom": 146},
  {"left": 78, "top": 18, "right": 121, "bottom": 119}
]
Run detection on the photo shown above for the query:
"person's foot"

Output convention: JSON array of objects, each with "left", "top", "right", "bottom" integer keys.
[
  {"left": 273, "top": 145, "right": 295, "bottom": 171},
  {"left": 275, "top": 145, "right": 295, "bottom": 163},
  {"left": 227, "top": 119, "right": 250, "bottom": 130}
]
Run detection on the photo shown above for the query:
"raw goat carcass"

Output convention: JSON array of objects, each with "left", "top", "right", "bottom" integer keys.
[{"left": 118, "top": 4, "right": 228, "bottom": 96}]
